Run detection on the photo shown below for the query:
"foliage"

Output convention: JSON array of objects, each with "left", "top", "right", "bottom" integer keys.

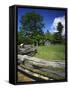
[
  {"left": 53, "top": 22, "right": 64, "bottom": 44},
  {"left": 57, "top": 22, "right": 63, "bottom": 34},
  {"left": 19, "top": 12, "right": 45, "bottom": 45},
  {"left": 18, "top": 13, "right": 65, "bottom": 45},
  {"left": 44, "top": 30, "right": 54, "bottom": 43}
]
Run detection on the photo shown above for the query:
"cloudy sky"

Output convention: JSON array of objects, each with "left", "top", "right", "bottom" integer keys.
[{"left": 18, "top": 7, "right": 65, "bottom": 35}]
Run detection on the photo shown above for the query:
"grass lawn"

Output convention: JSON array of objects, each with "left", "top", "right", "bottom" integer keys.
[{"left": 35, "top": 44, "right": 65, "bottom": 61}]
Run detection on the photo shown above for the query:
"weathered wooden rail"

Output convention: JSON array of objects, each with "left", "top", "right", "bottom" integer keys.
[
  {"left": 18, "top": 55, "right": 65, "bottom": 80},
  {"left": 18, "top": 45, "right": 37, "bottom": 56},
  {"left": 18, "top": 65, "right": 51, "bottom": 81}
]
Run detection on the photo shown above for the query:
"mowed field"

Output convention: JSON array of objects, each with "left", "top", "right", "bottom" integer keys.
[{"left": 35, "top": 44, "right": 65, "bottom": 61}]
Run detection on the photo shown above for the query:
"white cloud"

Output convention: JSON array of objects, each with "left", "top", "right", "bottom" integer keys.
[{"left": 50, "top": 16, "right": 65, "bottom": 36}]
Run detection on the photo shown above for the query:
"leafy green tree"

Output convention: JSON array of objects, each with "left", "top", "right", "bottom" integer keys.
[
  {"left": 53, "top": 22, "right": 63, "bottom": 44},
  {"left": 18, "top": 26, "right": 26, "bottom": 45},
  {"left": 20, "top": 12, "right": 44, "bottom": 45},
  {"left": 57, "top": 22, "right": 63, "bottom": 35}
]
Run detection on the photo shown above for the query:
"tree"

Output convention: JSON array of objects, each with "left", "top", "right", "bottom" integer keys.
[
  {"left": 18, "top": 26, "right": 26, "bottom": 45},
  {"left": 57, "top": 22, "right": 63, "bottom": 35},
  {"left": 53, "top": 22, "right": 63, "bottom": 44},
  {"left": 20, "top": 12, "right": 44, "bottom": 45}
]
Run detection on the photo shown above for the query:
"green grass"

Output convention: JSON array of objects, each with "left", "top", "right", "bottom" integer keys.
[{"left": 35, "top": 44, "right": 65, "bottom": 61}]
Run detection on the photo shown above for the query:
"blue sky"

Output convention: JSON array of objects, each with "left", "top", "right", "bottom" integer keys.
[{"left": 18, "top": 7, "right": 65, "bottom": 33}]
